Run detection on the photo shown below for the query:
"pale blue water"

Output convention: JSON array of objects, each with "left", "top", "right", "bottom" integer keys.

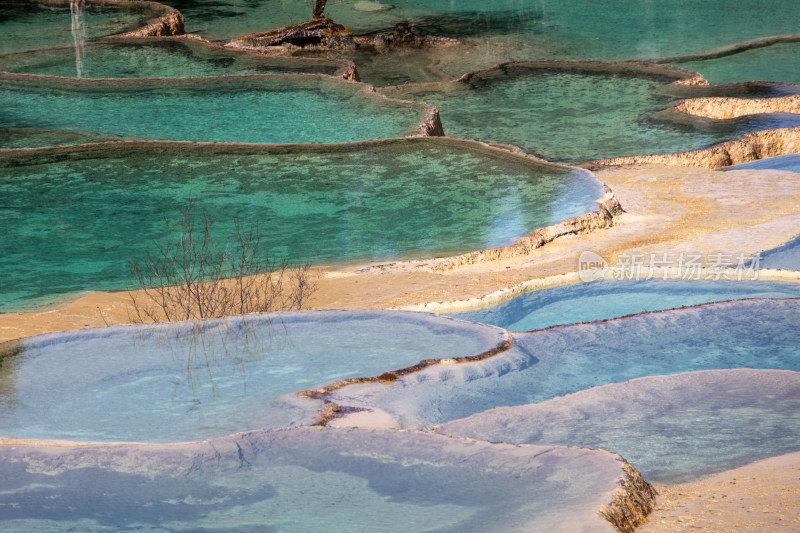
[
  {"left": 438, "top": 369, "right": 800, "bottom": 483},
  {"left": 385, "top": 71, "right": 800, "bottom": 162},
  {"left": 0, "top": 311, "right": 507, "bottom": 441},
  {"left": 328, "top": 298, "right": 800, "bottom": 430},
  {"left": 0, "top": 427, "right": 624, "bottom": 532},
  {"left": 0, "top": 39, "right": 350, "bottom": 78},
  {"left": 451, "top": 279, "right": 800, "bottom": 331},
  {"left": 722, "top": 152, "right": 800, "bottom": 173},
  {"left": 0, "top": 140, "right": 602, "bottom": 312},
  {"left": 758, "top": 234, "right": 800, "bottom": 271},
  {"left": 0, "top": 75, "right": 424, "bottom": 146}
]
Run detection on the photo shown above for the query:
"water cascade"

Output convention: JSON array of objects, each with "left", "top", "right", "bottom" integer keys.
[{"left": 69, "top": 0, "right": 86, "bottom": 78}]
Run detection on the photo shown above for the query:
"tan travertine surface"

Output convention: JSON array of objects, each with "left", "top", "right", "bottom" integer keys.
[
  {"left": 675, "top": 94, "right": 800, "bottom": 120},
  {"left": 641, "top": 452, "right": 800, "bottom": 533},
  {"left": 2, "top": 162, "right": 800, "bottom": 343}
]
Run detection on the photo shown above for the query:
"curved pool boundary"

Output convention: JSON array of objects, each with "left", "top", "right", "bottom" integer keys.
[
  {"left": 297, "top": 326, "right": 513, "bottom": 426},
  {"left": 636, "top": 33, "right": 800, "bottom": 67}
]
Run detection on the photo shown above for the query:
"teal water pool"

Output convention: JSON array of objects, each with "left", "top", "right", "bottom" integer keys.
[
  {"left": 383, "top": 65, "right": 800, "bottom": 162},
  {"left": 0, "top": 74, "right": 429, "bottom": 147},
  {"left": 0, "top": 126, "right": 131, "bottom": 148},
  {"left": 173, "top": 0, "right": 800, "bottom": 63},
  {"left": 0, "top": 38, "right": 352, "bottom": 78},
  {"left": 0, "top": 139, "right": 602, "bottom": 312},
  {"left": 672, "top": 42, "right": 800, "bottom": 85},
  {"left": 0, "top": 1, "right": 165, "bottom": 54}
]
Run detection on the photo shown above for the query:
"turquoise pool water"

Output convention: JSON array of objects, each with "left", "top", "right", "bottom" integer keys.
[
  {"left": 172, "top": 0, "right": 800, "bottom": 88},
  {"left": 0, "top": 75, "right": 426, "bottom": 146},
  {"left": 451, "top": 279, "right": 800, "bottom": 331},
  {"left": 0, "top": 427, "right": 627, "bottom": 532},
  {"left": 672, "top": 42, "right": 800, "bottom": 85},
  {"left": 328, "top": 298, "right": 800, "bottom": 430},
  {"left": 384, "top": 69, "right": 800, "bottom": 162},
  {"left": 438, "top": 369, "right": 800, "bottom": 483},
  {"left": 170, "top": 0, "right": 800, "bottom": 63},
  {"left": 0, "top": 140, "right": 602, "bottom": 312},
  {"left": 0, "top": 39, "right": 350, "bottom": 78},
  {"left": 0, "top": 310, "right": 507, "bottom": 441},
  {"left": 0, "top": 1, "right": 162, "bottom": 54}
]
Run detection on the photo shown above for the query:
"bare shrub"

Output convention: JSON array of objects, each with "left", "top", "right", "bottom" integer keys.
[{"left": 128, "top": 203, "right": 318, "bottom": 323}]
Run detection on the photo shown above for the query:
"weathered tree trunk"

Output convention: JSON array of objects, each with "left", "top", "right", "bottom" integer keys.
[{"left": 312, "top": 0, "right": 326, "bottom": 18}]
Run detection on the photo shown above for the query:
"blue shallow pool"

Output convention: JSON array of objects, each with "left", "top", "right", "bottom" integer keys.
[
  {"left": 450, "top": 279, "right": 800, "bottom": 331},
  {"left": 438, "top": 369, "right": 800, "bottom": 483},
  {"left": 0, "top": 310, "right": 506, "bottom": 442},
  {"left": 721, "top": 152, "right": 800, "bottom": 173},
  {"left": 329, "top": 298, "right": 800, "bottom": 430},
  {"left": 0, "top": 427, "right": 630, "bottom": 532}
]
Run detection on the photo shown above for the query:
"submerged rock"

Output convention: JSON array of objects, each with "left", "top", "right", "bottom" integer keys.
[{"left": 227, "top": 18, "right": 355, "bottom": 52}]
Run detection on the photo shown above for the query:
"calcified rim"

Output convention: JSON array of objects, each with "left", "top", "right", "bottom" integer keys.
[
  {"left": 0, "top": 70, "right": 441, "bottom": 137},
  {"left": 635, "top": 33, "right": 800, "bottom": 68},
  {"left": 298, "top": 330, "right": 513, "bottom": 427},
  {"left": 0, "top": 36, "right": 360, "bottom": 81},
  {"left": 585, "top": 125, "right": 800, "bottom": 169}
]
